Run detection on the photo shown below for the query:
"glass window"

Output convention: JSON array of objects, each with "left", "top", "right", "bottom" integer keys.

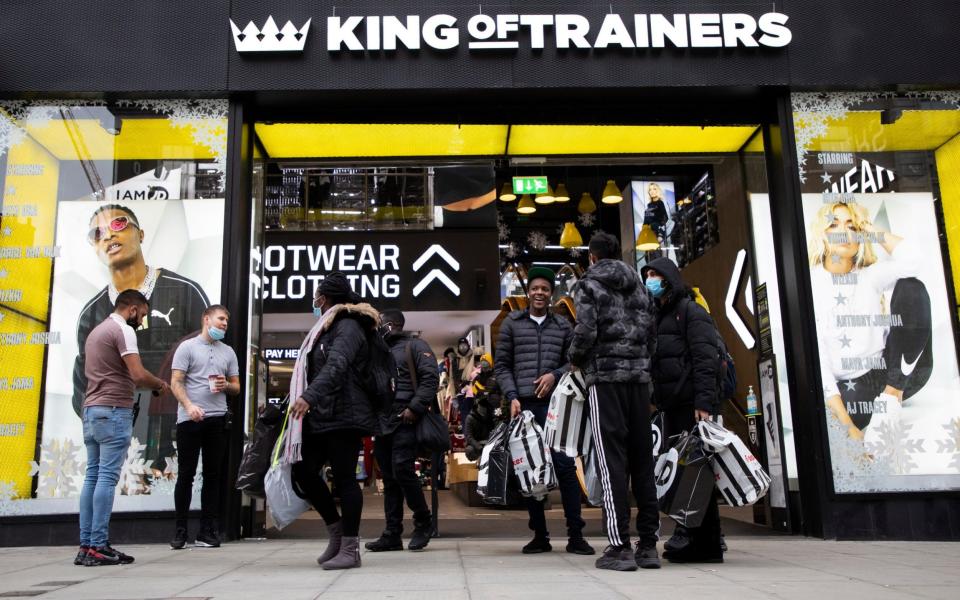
[
  {"left": 792, "top": 92, "right": 960, "bottom": 493},
  {"left": 0, "top": 99, "right": 228, "bottom": 514}
]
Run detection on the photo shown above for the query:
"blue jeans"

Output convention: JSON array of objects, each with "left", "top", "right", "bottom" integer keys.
[
  {"left": 521, "top": 399, "right": 585, "bottom": 539},
  {"left": 79, "top": 406, "right": 133, "bottom": 547}
]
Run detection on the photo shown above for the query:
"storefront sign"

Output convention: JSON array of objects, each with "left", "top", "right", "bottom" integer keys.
[
  {"left": 262, "top": 230, "right": 499, "bottom": 313},
  {"left": 231, "top": 12, "right": 791, "bottom": 55},
  {"left": 263, "top": 347, "right": 300, "bottom": 360}
]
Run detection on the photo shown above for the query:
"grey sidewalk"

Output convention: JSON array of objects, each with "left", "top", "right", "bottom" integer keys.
[{"left": 1, "top": 537, "right": 958, "bottom": 600}]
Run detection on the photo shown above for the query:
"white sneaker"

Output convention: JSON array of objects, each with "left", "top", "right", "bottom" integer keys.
[{"left": 863, "top": 393, "right": 902, "bottom": 449}]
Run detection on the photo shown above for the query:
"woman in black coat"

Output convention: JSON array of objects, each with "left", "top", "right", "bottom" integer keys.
[
  {"left": 641, "top": 257, "right": 724, "bottom": 564},
  {"left": 289, "top": 273, "right": 380, "bottom": 570}
]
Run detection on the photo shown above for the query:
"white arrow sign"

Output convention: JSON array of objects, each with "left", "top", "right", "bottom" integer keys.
[
  {"left": 726, "top": 249, "right": 756, "bottom": 349},
  {"left": 412, "top": 244, "right": 460, "bottom": 272},
  {"left": 412, "top": 269, "right": 461, "bottom": 297}
]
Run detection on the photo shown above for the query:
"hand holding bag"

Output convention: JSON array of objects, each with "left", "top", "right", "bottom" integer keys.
[
  {"left": 264, "top": 408, "right": 311, "bottom": 530},
  {"left": 477, "top": 422, "right": 511, "bottom": 505},
  {"left": 236, "top": 396, "right": 289, "bottom": 497},
  {"left": 508, "top": 410, "right": 557, "bottom": 500},
  {"left": 544, "top": 370, "right": 592, "bottom": 458},
  {"left": 697, "top": 419, "right": 771, "bottom": 507}
]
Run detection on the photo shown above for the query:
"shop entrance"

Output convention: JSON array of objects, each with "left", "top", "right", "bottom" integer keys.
[{"left": 240, "top": 116, "right": 798, "bottom": 539}]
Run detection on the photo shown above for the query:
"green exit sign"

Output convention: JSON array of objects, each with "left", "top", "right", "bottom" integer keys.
[{"left": 512, "top": 176, "right": 549, "bottom": 194}]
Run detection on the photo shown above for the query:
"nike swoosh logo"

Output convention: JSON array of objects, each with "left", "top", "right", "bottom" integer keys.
[{"left": 901, "top": 350, "right": 923, "bottom": 377}]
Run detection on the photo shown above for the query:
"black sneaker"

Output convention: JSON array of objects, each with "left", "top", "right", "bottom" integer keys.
[
  {"left": 74, "top": 546, "right": 88, "bottom": 566},
  {"left": 104, "top": 545, "right": 134, "bottom": 564},
  {"left": 365, "top": 534, "right": 403, "bottom": 552},
  {"left": 83, "top": 547, "right": 121, "bottom": 567},
  {"left": 664, "top": 526, "right": 690, "bottom": 553},
  {"left": 170, "top": 527, "right": 188, "bottom": 550},
  {"left": 566, "top": 537, "right": 596, "bottom": 555},
  {"left": 408, "top": 523, "right": 432, "bottom": 552},
  {"left": 521, "top": 536, "right": 552, "bottom": 554},
  {"left": 634, "top": 541, "right": 661, "bottom": 569},
  {"left": 194, "top": 529, "right": 221, "bottom": 548},
  {"left": 595, "top": 545, "right": 638, "bottom": 571}
]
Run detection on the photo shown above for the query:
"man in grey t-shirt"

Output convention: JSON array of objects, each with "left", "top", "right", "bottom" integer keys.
[{"left": 169, "top": 304, "right": 240, "bottom": 549}]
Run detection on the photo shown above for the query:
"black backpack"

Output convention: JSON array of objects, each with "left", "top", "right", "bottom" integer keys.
[{"left": 358, "top": 329, "right": 398, "bottom": 413}]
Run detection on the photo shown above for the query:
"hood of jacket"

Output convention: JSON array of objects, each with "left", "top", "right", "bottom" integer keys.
[
  {"left": 319, "top": 302, "right": 380, "bottom": 334},
  {"left": 641, "top": 257, "right": 691, "bottom": 305},
  {"left": 584, "top": 258, "right": 641, "bottom": 293}
]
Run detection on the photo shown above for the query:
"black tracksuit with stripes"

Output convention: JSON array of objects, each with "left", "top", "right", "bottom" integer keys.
[{"left": 570, "top": 259, "right": 660, "bottom": 549}]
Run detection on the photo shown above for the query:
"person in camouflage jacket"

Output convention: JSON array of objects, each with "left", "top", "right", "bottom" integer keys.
[{"left": 569, "top": 232, "right": 661, "bottom": 572}]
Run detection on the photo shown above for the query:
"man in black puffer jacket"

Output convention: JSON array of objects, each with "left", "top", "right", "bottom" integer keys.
[
  {"left": 641, "top": 256, "right": 723, "bottom": 564},
  {"left": 569, "top": 232, "right": 660, "bottom": 572},
  {"left": 367, "top": 308, "right": 439, "bottom": 553},
  {"left": 494, "top": 266, "right": 593, "bottom": 557}
]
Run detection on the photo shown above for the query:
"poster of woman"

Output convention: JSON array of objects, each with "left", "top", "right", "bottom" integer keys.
[{"left": 804, "top": 192, "right": 960, "bottom": 493}]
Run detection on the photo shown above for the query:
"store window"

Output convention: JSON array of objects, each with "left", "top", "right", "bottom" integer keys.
[
  {"left": 792, "top": 92, "right": 960, "bottom": 493},
  {"left": 0, "top": 99, "right": 228, "bottom": 514}
]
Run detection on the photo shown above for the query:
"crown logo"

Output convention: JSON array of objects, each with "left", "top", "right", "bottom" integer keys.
[{"left": 229, "top": 16, "right": 311, "bottom": 53}]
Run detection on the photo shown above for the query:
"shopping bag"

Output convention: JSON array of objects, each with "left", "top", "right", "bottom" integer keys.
[
  {"left": 544, "top": 371, "right": 592, "bottom": 458},
  {"left": 654, "top": 429, "right": 714, "bottom": 528},
  {"left": 236, "top": 397, "right": 288, "bottom": 498},
  {"left": 477, "top": 422, "right": 511, "bottom": 505},
  {"left": 582, "top": 443, "right": 603, "bottom": 507},
  {"left": 508, "top": 410, "right": 557, "bottom": 500},
  {"left": 264, "top": 410, "right": 311, "bottom": 530},
  {"left": 416, "top": 410, "right": 452, "bottom": 454},
  {"left": 697, "top": 419, "right": 771, "bottom": 507},
  {"left": 651, "top": 410, "right": 664, "bottom": 457}
]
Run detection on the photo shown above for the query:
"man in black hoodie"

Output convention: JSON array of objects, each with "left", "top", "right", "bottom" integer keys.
[
  {"left": 641, "top": 256, "right": 723, "bottom": 564},
  {"left": 569, "top": 233, "right": 660, "bottom": 572},
  {"left": 366, "top": 308, "right": 439, "bottom": 553}
]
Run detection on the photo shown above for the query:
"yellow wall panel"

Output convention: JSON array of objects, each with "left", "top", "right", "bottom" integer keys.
[{"left": 936, "top": 133, "right": 960, "bottom": 318}]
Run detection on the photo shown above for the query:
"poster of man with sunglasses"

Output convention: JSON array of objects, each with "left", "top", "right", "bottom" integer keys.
[{"left": 69, "top": 203, "right": 211, "bottom": 466}]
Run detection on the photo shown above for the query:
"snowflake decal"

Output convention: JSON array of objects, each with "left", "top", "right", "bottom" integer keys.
[
  {"left": 0, "top": 480, "right": 17, "bottom": 502},
  {"left": 117, "top": 99, "right": 228, "bottom": 190},
  {"left": 30, "top": 438, "right": 86, "bottom": 498},
  {"left": 497, "top": 212, "right": 510, "bottom": 242},
  {"left": 864, "top": 421, "right": 923, "bottom": 475},
  {"left": 0, "top": 481, "right": 28, "bottom": 517},
  {"left": 569, "top": 247, "right": 583, "bottom": 259},
  {"left": 504, "top": 242, "right": 520, "bottom": 259},
  {"left": 935, "top": 417, "right": 960, "bottom": 472},
  {"left": 118, "top": 438, "right": 151, "bottom": 495},
  {"left": 527, "top": 231, "right": 548, "bottom": 251},
  {"left": 147, "top": 475, "right": 177, "bottom": 496},
  {"left": 578, "top": 213, "right": 596, "bottom": 228}
]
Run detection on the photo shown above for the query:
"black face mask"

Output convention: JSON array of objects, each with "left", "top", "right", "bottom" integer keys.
[{"left": 458, "top": 344, "right": 470, "bottom": 355}]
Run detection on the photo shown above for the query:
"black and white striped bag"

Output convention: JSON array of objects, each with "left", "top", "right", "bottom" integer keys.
[
  {"left": 508, "top": 410, "right": 557, "bottom": 500},
  {"left": 697, "top": 419, "right": 771, "bottom": 507},
  {"left": 476, "top": 423, "right": 511, "bottom": 505},
  {"left": 544, "top": 371, "right": 592, "bottom": 458}
]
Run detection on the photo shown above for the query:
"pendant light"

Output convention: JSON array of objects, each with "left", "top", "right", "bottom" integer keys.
[
  {"left": 560, "top": 222, "right": 583, "bottom": 248},
  {"left": 553, "top": 183, "right": 570, "bottom": 202},
  {"left": 601, "top": 179, "right": 623, "bottom": 204},
  {"left": 534, "top": 183, "right": 555, "bottom": 204},
  {"left": 517, "top": 194, "right": 536, "bottom": 214},
  {"left": 499, "top": 183, "right": 516, "bottom": 202},
  {"left": 635, "top": 224, "right": 660, "bottom": 251},
  {"left": 578, "top": 192, "right": 597, "bottom": 214}
]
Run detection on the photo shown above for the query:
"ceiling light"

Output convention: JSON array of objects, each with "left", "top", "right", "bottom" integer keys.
[
  {"left": 499, "top": 182, "right": 516, "bottom": 201},
  {"left": 553, "top": 183, "right": 570, "bottom": 202},
  {"left": 517, "top": 194, "right": 536, "bottom": 214},
  {"left": 635, "top": 224, "right": 660, "bottom": 251},
  {"left": 578, "top": 192, "right": 597, "bottom": 214},
  {"left": 601, "top": 179, "right": 623, "bottom": 204},
  {"left": 534, "top": 183, "right": 555, "bottom": 204},
  {"left": 560, "top": 222, "right": 583, "bottom": 249}
]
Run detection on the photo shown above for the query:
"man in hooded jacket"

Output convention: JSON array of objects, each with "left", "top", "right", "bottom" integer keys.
[
  {"left": 641, "top": 256, "right": 724, "bottom": 564},
  {"left": 366, "top": 308, "right": 439, "bottom": 553},
  {"left": 569, "top": 232, "right": 660, "bottom": 572}
]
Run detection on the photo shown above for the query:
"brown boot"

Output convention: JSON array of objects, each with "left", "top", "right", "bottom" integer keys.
[
  {"left": 321, "top": 536, "right": 361, "bottom": 570},
  {"left": 316, "top": 522, "right": 343, "bottom": 566}
]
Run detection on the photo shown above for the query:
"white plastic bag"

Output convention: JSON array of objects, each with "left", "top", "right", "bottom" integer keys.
[
  {"left": 264, "top": 412, "right": 311, "bottom": 530},
  {"left": 697, "top": 419, "right": 771, "bottom": 507},
  {"left": 544, "top": 371, "right": 592, "bottom": 458},
  {"left": 508, "top": 410, "right": 556, "bottom": 500},
  {"left": 582, "top": 444, "right": 603, "bottom": 507}
]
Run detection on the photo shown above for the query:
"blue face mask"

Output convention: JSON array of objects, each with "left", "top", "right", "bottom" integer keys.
[
  {"left": 208, "top": 326, "right": 226, "bottom": 341},
  {"left": 313, "top": 306, "right": 323, "bottom": 318},
  {"left": 645, "top": 277, "right": 666, "bottom": 298}
]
